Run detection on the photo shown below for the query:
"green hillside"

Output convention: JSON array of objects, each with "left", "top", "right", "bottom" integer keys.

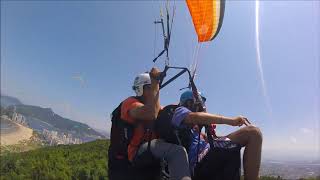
[
  {"left": 1, "top": 140, "right": 109, "bottom": 180},
  {"left": 1, "top": 140, "right": 318, "bottom": 180}
]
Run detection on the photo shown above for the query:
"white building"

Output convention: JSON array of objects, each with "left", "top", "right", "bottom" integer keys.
[{"left": 12, "top": 112, "right": 27, "bottom": 126}]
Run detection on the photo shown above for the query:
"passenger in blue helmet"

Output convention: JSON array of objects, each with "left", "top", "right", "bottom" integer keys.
[
  {"left": 179, "top": 90, "right": 206, "bottom": 105},
  {"left": 172, "top": 90, "right": 263, "bottom": 180}
]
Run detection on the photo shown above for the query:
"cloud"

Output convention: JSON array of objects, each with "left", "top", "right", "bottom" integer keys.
[
  {"left": 290, "top": 136, "right": 297, "bottom": 144},
  {"left": 299, "top": 128, "right": 313, "bottom": 135}
]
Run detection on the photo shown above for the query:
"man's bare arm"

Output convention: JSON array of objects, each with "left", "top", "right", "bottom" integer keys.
[
  {"left": 129, "top": 68, "right": 161, "bottom": 121},
  {"left": 184, "top": 112, "right": 246, "bottom": 126}
]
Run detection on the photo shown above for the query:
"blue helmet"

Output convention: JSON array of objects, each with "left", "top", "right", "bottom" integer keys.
[{"left": 179, "top": 90, "right": 206, "bottom": 105}]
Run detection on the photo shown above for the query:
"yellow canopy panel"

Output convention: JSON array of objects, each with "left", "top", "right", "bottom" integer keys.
[{"left": 186, "top": 0, "right": 225, "bottom": 42}]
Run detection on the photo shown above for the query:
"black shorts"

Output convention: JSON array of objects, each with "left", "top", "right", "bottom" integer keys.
[
  {"left": 109, "top": 150, "right": 162, "bottom": 180},
  {"left": 193, "top": 140, "right": 242, "bottom": 180}
]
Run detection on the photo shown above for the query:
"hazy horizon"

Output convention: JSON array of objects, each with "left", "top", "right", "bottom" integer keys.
[{"left": 1, "top": 1, "right": 319, "bottom": 159}]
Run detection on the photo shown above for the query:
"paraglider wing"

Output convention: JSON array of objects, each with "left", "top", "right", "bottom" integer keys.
[{"left": 186, "top": 0, "right": 225, "bottom": 42}]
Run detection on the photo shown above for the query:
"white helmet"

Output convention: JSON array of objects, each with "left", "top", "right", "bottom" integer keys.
[{"left": 132, "top": 73, "right": 151, "bottom": 96}]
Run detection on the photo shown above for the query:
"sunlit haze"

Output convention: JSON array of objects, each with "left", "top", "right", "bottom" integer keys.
[{"left": 1, "top": 1, "right": 319, "bottom": 160}]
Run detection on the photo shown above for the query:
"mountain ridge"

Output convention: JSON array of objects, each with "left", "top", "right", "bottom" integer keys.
[
  {"left": 0, "top": 95, "right": 23, "bottom": 107},
  {"left": 1, "top": 95, "right": 105, "bottom": 142}
]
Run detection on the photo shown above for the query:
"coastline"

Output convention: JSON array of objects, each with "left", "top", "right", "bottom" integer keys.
[{"left": 0, "top": 121, "right": 33, "bottom": 146}]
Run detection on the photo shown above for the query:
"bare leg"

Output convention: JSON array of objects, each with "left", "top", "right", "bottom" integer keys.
[{"left": 227, "top": 126, "right": 263, "bottom": 180}]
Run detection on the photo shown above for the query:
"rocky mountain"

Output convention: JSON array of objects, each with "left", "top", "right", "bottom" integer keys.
[
  {"left": 0, "top": 95, "right": 22, "bottom": 108},
  {"left": 1, "top": 95, "right": 105, "bottom": 142},
  {"left": 8, "top": 104, "right": 105, "bottom": 142}
]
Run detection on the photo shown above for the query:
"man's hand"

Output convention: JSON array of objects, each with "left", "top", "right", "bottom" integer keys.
[
  {"left": 149, "top": 67, "right": 161, "bottom": 81},
  {"left": 229, "top": 116, "right": 248, "bottom": 126}
]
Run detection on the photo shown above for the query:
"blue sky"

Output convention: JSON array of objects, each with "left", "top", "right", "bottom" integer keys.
[{"left": 1, "top": 1, "right": 319, "bottom": 159}]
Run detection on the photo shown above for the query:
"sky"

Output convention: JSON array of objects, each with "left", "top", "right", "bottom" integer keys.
[{"left": 1, "top": 1, "right": 319, "bottom": 160}]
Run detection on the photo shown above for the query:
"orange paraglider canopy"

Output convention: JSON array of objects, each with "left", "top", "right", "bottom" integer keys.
[{"left": 186, "top": 0, "right": 225, "bottom": 42}]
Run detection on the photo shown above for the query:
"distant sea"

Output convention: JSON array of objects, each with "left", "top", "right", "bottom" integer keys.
[
  {"left": 260, "top": 160, "right": 320, "bottom": 179},
  {"left": 0, "top": 118, "right": 19, "bottom": 134},
  {"left": 268, "top": 160, "right": 320, "bottom": 166}
]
